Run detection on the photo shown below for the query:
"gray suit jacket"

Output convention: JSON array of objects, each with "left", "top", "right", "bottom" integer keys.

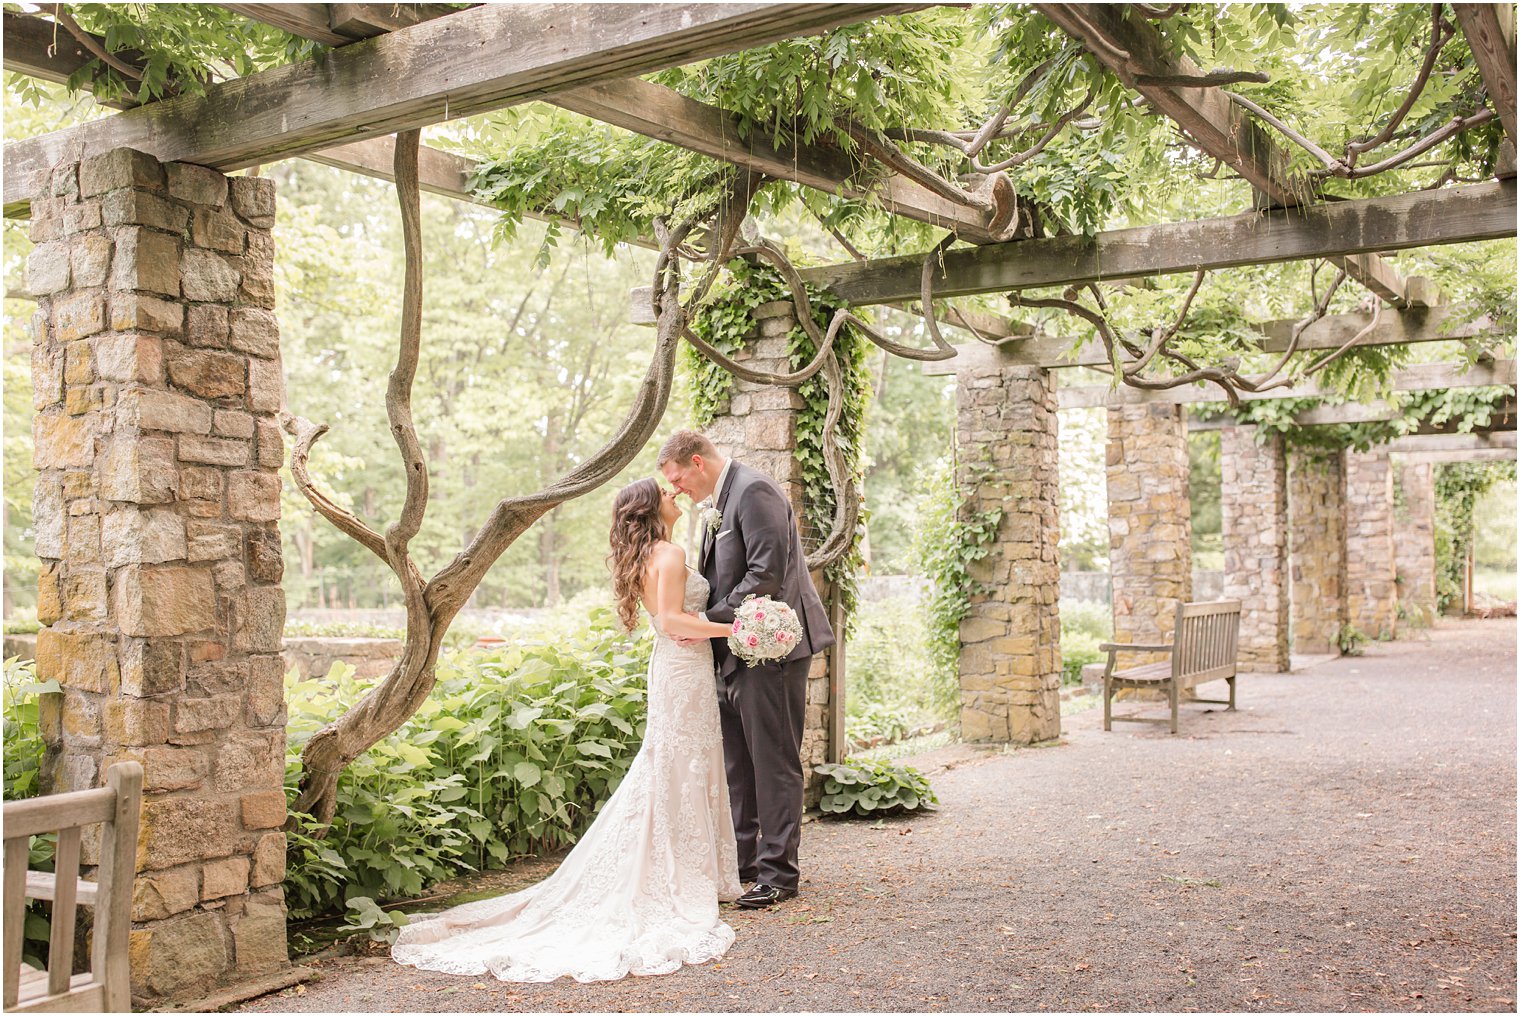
[{"left": 699, "top": 461, "right": 835, "bottom": 679}]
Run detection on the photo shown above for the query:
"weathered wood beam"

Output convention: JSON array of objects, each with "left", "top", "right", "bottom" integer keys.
[
  {"left": 923, "top": 302, "right": 1495, "bottom": 374},
  {"left": 1397, "top": 447, "right": 1517, "bottom": 463},
  {"left": 1187, "top": 395, "right": 1517, "bottom": 431},
  {"left": 1453, "top": 4, "right": 1518, "bottom": 149},
  {"left": 802, "top": 180, "right": 1517, "bottom": 305},
  {"left": 218, "top": 3, "right": 1009, "bottom": 242},
  {"left": 1, "top": 9, "right": 150, "bottom": 86},
  {"left": 1056, "top": 360, "right": 1516, "bottom": 410},
  {"left": 546, "top": 79, "right": 1017, "bottom": 243},
  {"left": 3, "top": 3, "right": 913, "bottom": 212},
  {"left": 1387, "top": 430, "right": 1517, "bottom": 453},
  {"left": 1036, "top": 3, "right": 1412, "bottom": 306}
]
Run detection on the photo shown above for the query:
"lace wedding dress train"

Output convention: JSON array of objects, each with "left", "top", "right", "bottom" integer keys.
[{"left": 391, "top": 568, "right": 742, "bottom": 983}]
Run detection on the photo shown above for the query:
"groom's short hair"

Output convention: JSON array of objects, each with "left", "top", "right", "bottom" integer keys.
[{"left": 658, "top": 429, "right": 717, "bottom": 466}]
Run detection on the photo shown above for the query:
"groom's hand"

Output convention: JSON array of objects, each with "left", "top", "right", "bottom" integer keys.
[{"left": 671, "top": 635, "right": 704, "bottom": 647}]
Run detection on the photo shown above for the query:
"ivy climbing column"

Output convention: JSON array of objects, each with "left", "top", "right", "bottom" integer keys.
[
  {"left": 1220, "top": 426, "right": 1290, "bottom": 671},
  {"left": 1287, "top": 450, "right": 1345, "bottom": 655},
  {"left": 1343, "top": 447, "right": 1399, "bottom": 641},
  {"left": 700, "top": 299, "right": 837, "bottom": 793},
  {"left": 1105, "top": 404, "right": 1192, "bottom": 661},
  {"left": 954, "top": 364, "right": 1061, "bottom": 744},
  {"left": 1392, "top": 458, "right": 1438, "bottom": 625},
  {"left": 26, "top": 148, "right": 290, "bottom": 1006}
]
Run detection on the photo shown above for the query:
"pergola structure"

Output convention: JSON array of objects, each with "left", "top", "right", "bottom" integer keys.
[{"left": 4, "top": 3, "right": 1516, "bottom": 1006}]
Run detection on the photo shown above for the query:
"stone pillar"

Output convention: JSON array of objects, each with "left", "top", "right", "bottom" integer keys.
[
  {"left": 1393, "top": 459, "right": 1438, "bottom": 626},
  {"left": 27, "top": 148, "right": 288, "bottom": 1005},
  {"left": 954, "top": 365, "right": 1061, "bottom": 743},
  {"left": 1219, "top": 427, "right": 1290, "bottom": 671},
  {"left": 1288, "top": 450, "right": 1345, "bottom": 655},
  {"left": 1105, "top": 404, "right": 1192, "bottom": 660},
  {"left": 701, "top": 300, "right": 833, "bottom": 791},
  {"left": 1343, "top": 447, "right": 1398, "bottom": 640}
]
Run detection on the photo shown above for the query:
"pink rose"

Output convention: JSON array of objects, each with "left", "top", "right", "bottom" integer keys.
[
  {"left": 732, "top": 620, "right": 742, "bottom": 633},
  {"left": 746, "top": 634, "right": 759, "bottom": 647},
  {"left": 776, "top": 631, "right": 791, "bottom": 642},
  {"left": 754, "top": 611, "right": 765, "bottom": 620}
]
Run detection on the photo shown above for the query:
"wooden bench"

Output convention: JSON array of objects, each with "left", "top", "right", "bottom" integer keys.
[
  {"left": 4, "top": 761, "right": 142, "bottom": 1014},
  {"left": 1100, "top": 600, "right": 1241, "bottom": 734}
]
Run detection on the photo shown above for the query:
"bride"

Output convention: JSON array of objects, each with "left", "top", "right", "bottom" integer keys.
[{"left": 391, "top": 478, "right": 742, "bottom": 983}]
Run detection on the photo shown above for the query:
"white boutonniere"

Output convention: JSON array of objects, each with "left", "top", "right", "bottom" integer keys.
[{"left": 704, "top": 504, "right": 724, "bottom": 539}]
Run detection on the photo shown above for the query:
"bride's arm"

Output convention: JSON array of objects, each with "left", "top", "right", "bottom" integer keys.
[{"left": 650, "top": 545, "right": 732, "bottom": 640}]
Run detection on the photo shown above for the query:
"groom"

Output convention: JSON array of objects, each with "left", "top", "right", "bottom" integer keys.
[{"left": 658, "top": 430, "right": 834, "bottom": 908}]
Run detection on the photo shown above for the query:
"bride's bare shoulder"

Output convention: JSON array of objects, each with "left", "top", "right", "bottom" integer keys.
[{"left": 648, "top": 540, "right": 686, "bottom": 569}]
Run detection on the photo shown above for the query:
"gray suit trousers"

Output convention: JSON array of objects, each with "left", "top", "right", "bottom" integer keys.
[{"left": 718, "top": 653, "right": 809, "bottom": 890}]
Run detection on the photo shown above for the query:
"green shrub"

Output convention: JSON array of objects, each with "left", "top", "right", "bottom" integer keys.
[
  {"left": 845, "top": 703, "right": 912, "bottom": 747},
  {"left": 1060, "top": 630, "right": 1105, "bottom": 685},
  {"left": 283, "top": 606, "right": 652, "bottom": 918},
  {"left": 1060, "top": 599, "right": 1113, "bottom": 641},
  {"left": 2, "top": 611, "right": 40, "bottom": 635},
  {"left": 845, "top": 593, "right": 947, "bottom": 730},
  {"left": 3, "top": 658, "right": 58, "bottom": 963},
  {"left": 815, "top": 758, "right": 937, "bottom": 818},
  {"left": 1335, "top": 623, "right": 1368, "bottom": 656}
]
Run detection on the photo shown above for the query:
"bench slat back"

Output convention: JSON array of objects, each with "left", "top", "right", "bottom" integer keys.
[
  {"left": 3, "top": 762, "right": 141, "bottom": 1015},
  {"left": 1172, "top": 600, "right": 1242, "bottom": 681}
]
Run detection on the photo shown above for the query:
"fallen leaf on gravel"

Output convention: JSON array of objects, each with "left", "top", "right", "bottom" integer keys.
[
  {"left": 471, "top": 983, "right": 488, "bottom": 989},
  {"left": 998, "top": 926, "right": 1015, "bottom": 934}
]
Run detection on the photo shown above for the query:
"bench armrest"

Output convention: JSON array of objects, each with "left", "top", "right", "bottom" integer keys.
[{"left": 1098, "top": 642, "right": 1174, "bottom": 654}]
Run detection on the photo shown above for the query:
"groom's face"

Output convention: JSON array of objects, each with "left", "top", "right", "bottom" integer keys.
[{"left": 661, "top": 454, "right": 713, "bottom": 502}]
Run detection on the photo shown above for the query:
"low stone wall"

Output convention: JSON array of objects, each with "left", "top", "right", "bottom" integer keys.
[
  {"left": 281, "top": 637, "right": 403, "bottom": 680},
  {"left": 4, "top": 633, "right": 38, "bottom": 661}
]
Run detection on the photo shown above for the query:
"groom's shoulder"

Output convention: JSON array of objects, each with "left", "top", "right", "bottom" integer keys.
[{"left": 732, "top": 461, "right": 784, "bottom": 498}]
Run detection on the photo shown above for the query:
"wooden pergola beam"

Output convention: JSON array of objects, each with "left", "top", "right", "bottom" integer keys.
[
  {"left": 218, "top": 3, "right": 1014, "bottom": 242},
  {"left": 1396, "top": 447, "right": 1517, "bottom": 463},
  {"left": 1055, "top": 359, "right": 1516, "bottom": 410},
  {"left": 1453, "top": 4, "right": 1518, "bottom": 149},
  {"left": 2, "top": 3, "right": 913, "bottom": 213},
  {"left": 1387, "top": 430, "right": 1517, "bottom": 453},
  {"left": 801, "top": 179, "right": 1517, "bottom": 305},
  {"left": 1036, "top": 3, "right": 1412, "bottom": 306},
  {"left": 1187, "top": 395, "right": 1517, "bottom": 431},
  {"left": 922, "top": 302, "right": 1495, "bottom": 374}
]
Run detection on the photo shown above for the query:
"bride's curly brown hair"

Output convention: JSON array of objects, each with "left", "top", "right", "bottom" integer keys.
[{"left": 608, "top": 478, "right": 666, "bottom": 632}]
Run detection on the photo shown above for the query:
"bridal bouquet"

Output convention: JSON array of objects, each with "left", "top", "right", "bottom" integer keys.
[{"left": 728, "top": 595, "right": 803, "bottom": 666}]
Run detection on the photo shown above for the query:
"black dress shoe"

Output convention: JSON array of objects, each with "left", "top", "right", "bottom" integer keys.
[{"left": 735, "top": 883, "right": 798, "bottom": 909}]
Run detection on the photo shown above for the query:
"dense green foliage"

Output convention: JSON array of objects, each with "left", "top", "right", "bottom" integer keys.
[
  {"left": 1059, "top": 600, "right": 1114, "bottom": 685},
  {"left": 283, "top": 610, "right": 652, "bottom": 917},
  {"left": 910, "top": 458, "right": 1003, "bottom": 717},
  {"left": 7, "top": 4, "right": 321, "bottom": 107},
  {"left": 1433, "top": 461, "right": 1518, "bottom": 612},
  {"left": 844, "top": 594, "right": 946, "bottom": 739},
  {"left": 815, "top": 758, "right": 938, "bottom": 818}
]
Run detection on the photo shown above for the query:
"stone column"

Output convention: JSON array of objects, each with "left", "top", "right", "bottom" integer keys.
[
  {"left": 1343, "top": 447, "right": 1398, "bottom": 640},
  {"left": 1288, "top": 450, "right": 1345, "bottom": 655},
  {"left": 954, "top": 365, "right": 1061, "bottom": 743},
  {"left": 701, "top": 300, "right": 834, "bottom": 792},
  {"left": 1105, "top": 404, "right": 1192, "bottom": 660},
  {"left": 1219, "top": 426, "right": 1290, "bottom": 671},
  {"left": 1393, "top": 459, "right": 1438, "bottom": 626},
  {"left": 27, "top": 148, "right": 288, "bottom": 1005}
]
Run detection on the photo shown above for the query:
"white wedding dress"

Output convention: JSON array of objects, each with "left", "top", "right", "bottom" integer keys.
[{"left": 391, "top": 567, "right": 742, "bottom": 982}]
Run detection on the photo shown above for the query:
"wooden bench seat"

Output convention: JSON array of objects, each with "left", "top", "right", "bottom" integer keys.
[{"left": 1101, "top": 600, "right": 1241, "bottom": 734}]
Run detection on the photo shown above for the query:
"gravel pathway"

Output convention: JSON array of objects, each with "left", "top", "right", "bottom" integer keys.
[{"left": 239, "top": 618, "right": 1516, "bottom": 1012}]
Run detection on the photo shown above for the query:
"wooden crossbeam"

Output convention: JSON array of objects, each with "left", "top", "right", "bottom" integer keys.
[
  {"left": 3, "top": 3, "right": 912, "bottom": 212},
  {"left": 801, "top": 180, "right": 1516, "bottom": 305},
  {"left": 218, "top": 3, "right": 1013, "bottom": 242},
  {"left": 1055, "top": 360, "right": 1516, "bottom": 410},
  {"left": 922, "top": 302, "right": 1495, "bottom": 374},
  {"left": 1187, "top": 395, "right": 1517, "bottom": 431},
  {"left": 1387, "top": 430, "right": 1517, "bottom": 453},
  {"left": 1453, "top": 4, "right": 1518, "bottom": 149},
  {"left": 1036, "top": 3, "right": 1411, "bottom": 306},
  {"left": 1397, "top": 447, "right": 1517, "bottom": 463}
]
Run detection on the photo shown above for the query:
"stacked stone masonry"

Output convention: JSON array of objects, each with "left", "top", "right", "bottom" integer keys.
[
  {"left": 1287, "top": 450, "right": 1346, "bottom": 655},
  {"left": 701, "top": 300, "right": 832, "bottom": 796},
  {"left": 1342, "top": 447, "right": 1399, "bottom": 640},
  {"left": 1106, "top": 404, "right": 1192, "bottom": 662},
  {"left": 27, "top": 148, "right": 288, "bottom": 1005},
  {"left": 954, "top": 365, "right": 1061, "bottom": 744},
  {"left": 1392, "top": 460, "right": 1438, "bottom": 626},
  {"left": 1220, "top": 426, "right": 1290, "bottom": 672}
]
